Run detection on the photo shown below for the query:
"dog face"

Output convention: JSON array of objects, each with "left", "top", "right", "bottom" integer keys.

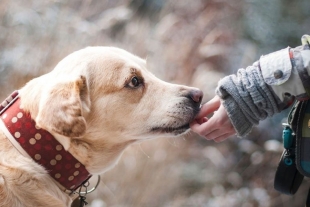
[
  {"left": 84, "top": 48, "right": 202, "bottom": 139},
  {"left": 20, "top": 47, "right": 202, "bottom": 173}
]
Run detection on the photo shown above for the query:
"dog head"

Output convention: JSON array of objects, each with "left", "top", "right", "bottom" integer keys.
[{"left": 19, "top": 47, "right": 203, "bottom": 173}]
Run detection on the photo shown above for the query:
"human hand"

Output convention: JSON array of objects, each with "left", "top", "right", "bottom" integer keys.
[{"left": 190, "top": 96, "right": 236, "bottom": 142}]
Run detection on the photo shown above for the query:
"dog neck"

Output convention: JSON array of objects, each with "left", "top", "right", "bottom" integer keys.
[
  {"left": 0, "top": 91, "right": 92, "bottom": 192},
  {"left": 18, "top": 78, "right": 138, "bottom": 175}
]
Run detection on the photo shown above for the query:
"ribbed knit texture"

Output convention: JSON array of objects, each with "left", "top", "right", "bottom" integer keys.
[{"left": 216, "top": 64, "right": 283, "bottom": 137}]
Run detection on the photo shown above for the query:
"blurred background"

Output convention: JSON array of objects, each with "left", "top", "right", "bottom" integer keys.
[{"left": 1, "top": 0, "right": 310, "bottom": 206}]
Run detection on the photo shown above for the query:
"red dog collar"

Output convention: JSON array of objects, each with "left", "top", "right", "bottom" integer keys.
[{"left": 0, "top": 91, "right": 91, "bottom": 192}]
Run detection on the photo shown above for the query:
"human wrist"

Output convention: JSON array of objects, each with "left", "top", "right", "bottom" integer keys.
[{"left": 220, "top": 96, "right": 253, "bottom": 137}]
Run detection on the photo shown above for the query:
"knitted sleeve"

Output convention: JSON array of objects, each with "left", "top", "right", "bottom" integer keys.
[
  {"left": 215, "top": 63, "right": 284, "bottom": 137},
  {"left": 216, "top": 35, "right": 310, "bottom": 137}
]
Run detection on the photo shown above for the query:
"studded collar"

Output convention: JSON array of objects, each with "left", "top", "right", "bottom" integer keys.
[{"left": 0, "top": 91, "right": 92, "bottom": 193}]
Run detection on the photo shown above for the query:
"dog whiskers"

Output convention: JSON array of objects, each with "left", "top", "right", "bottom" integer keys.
[
  {"left": 138, "top": 143, "right": 150, "bottom": 158},
  {"left": 166, "top": 137, "right": 179, "bottom": 148}
]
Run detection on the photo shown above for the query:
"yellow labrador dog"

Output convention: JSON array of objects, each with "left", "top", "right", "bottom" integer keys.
[{"left": 0, "top": 47, "right": 202, "bottom": 207}]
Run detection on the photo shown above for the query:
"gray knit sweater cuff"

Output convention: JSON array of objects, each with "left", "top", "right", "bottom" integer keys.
[
  {"left": 219, "top": 95, "right": 253, "bottom": 137},
  {"left": 216, "top": 64, "right": 283, "bottom": 137}
]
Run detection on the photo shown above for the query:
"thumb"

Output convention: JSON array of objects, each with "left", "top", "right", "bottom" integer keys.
[{"left": 195, "top": 96, "right": 221, "bottom": 119}]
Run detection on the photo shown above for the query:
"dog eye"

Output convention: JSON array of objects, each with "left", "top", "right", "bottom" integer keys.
[{"left": 129, "top": 77, "right": 140, "bottom": 88}]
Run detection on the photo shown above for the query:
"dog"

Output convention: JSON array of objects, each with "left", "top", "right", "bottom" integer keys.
[{"left": 0, "top": 47, "right": 203, "bottom": 207}]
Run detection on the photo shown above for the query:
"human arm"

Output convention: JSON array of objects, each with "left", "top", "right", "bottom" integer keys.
[{"left": 191, "top": 35, "right": 310, "bottom": 141}]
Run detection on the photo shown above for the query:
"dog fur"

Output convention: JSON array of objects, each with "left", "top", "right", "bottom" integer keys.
[{"left": 0, "top": 47, "right": 202, "bottom": 207}]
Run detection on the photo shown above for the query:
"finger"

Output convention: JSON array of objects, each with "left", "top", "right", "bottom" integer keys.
[
  {"left": 195, "top": 96, "right": 221, "bottom": 119},
  {"left": 213, "top": 132, "right": 235, "bottom": 143},
  {"left": 196, "top": 117, "right": 208, "bottom": 125},
  {"left": 191, "top": 111, "right": 230, "bottom": 137},
  {"left": 190, "top": 120, "right": 206, "bottom": 136},
  {"left": 204, "top": 128, "right": 229, "bottom": 140},
  {"left": 190, "top": 119, "right": 218, "bottom": 137}
]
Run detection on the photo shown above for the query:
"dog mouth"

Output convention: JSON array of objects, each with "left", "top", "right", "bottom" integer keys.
[
  {"left": 149, "top": 103, "right": 201, "bottom": 136},
  {"left": 150, "top": 123, "right": 190, "bottom": 135}
]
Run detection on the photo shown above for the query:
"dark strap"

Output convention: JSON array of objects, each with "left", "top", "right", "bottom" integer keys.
[
  {"left": 307, "top": 188, "right": 310, "bottom": 207},
  {"left": 295, "top": 100, "right": 310, "bottom": 177},
  {"left": 274, "top": 149, "right": 304, "bottom": 195},
  {"left": 274, "top": 101, "right": 304, "bottom": 195}
]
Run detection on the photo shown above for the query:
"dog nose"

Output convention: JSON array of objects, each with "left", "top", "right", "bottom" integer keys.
[{"left": 189, "top": 89, "right": 203, "bottom": 103}]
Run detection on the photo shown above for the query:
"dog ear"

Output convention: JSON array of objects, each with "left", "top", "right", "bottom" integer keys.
[{"left": 36, "top": 75, "right": 90, "bottom": 138}]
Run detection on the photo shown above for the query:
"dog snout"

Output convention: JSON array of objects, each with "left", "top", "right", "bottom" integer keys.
[{"left": 189, "top": 89, "right": 203, "bottom": 104}]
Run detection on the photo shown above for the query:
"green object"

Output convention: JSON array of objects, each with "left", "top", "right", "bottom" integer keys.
[
  {"left": 301, "top": 161, "right": 310, "bottom": 174},
  {"left": 284, "top": 157, "right": 293, "bottom": 166},
  {"left": 283, "top": 127, "right": 293, "bottom": 149}
]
